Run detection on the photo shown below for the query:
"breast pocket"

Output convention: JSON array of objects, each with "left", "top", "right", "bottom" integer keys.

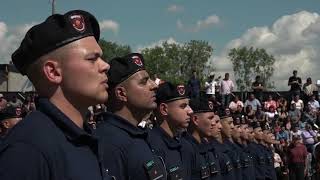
[
  {"left": 168, "top": 166, "right": 183, "bottom": 180},
  {"left": 144, "top": 160, "right": 166, "bottom": 180}
]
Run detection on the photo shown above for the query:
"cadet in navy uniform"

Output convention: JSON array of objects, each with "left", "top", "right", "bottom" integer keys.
[
  {"left": 184, "top": 96, "right": 221, "bottom": 180},
  {"left": 247, "top": 122, "right": 266, "bottom": 180},
  {"left": 96, "top": 53, "right": 166, "bottom": 180},
  {"left": 203, "top": 114, "right": 224, "bottom": 180},
  {"left": 237, "top": 121, "right": 255, "bottom": 180},
  {"left": 0, "top": 106, "right": 23, "bottom": 138},
  {"left": 209, "top": 115, "right": 235, "bottom": 180},
  {"left": 0, "top": 10, "right": 112, "bottom": 180},
  {"left": 262, "top": 129, "right": 277, "bottom": 180},
  {"left": 219, "top": 115, "right": 243, "bottom": 180},
  {"left": 149, "top": 81, "right": 193, "bottom": 179}
]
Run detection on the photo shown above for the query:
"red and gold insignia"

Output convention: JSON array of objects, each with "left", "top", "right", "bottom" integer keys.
[
  {"left": 70, "top": 14, "right": 86, "bottom": 32},
  {"left": 177, "top": 85, "right": 185, "bottom": 96},
  {"left": 15, "top": 107, "right": 22, "bottom": 116},
  {"left": 132, "top": 56, "right": 143, "bottom": 66}
]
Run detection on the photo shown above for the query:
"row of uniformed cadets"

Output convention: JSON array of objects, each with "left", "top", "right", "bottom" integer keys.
[{"left": 0, "top": 9, "right": 278, "bottom": 180}]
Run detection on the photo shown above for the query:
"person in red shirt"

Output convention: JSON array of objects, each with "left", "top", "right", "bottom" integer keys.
[{"left": 287, "top": 135, "right": 308, "bottom": 180}]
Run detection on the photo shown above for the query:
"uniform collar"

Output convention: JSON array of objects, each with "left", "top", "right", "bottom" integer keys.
[
  {"left": 154, "top": 127, "right": 181, "bottom": 149},
  {"left": 37, "top": 98, "right": 97, "bottom": 144},
  {"left": 103, "top": 112, "right": 148, "bottom": 138},
  {"left": 185, "top": 133, "right": 207, "bottom": 154}
]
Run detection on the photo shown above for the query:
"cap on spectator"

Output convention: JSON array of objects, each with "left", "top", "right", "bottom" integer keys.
[
  {"left": 156, "top": 82, "right": 187, "bottom": 104},
  {"left": 190, "top": 95, "right": 215, "bottom": 113},
  {"left": 0, "top": 93, "right": 3, "bottom": 98},
  {"left": 108, "top": 53, "right": 145, "bottom": 88},
  {"left": 0, "top": 106, "right": 23, "bottom": 121},
  {"left": 12, "top": 10, "right": 100, "bottom": 75}
]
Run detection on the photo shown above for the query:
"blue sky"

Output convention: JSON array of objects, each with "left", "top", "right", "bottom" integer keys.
[{"left": 1, "top": 0, "right": 320, "bottom": 90}]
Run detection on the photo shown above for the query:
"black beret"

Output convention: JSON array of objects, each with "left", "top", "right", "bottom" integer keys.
[
  {"left": 156, "top": 82, "right": 188, "bottom": 104},
  {"left": 0, "top": 106, "right": 23, "bottom": 121},
  {"left": 249, "top": 121, "right": 261, "bottom": 129},
  {"left": 190, "top": 95, "right": 214, "bottom": 113},
  {"left": 108, "top": 53, "right": 145, "bottom": 87},
  {"left": 12, "top": 10, "right": 100, "bottom": 75}
]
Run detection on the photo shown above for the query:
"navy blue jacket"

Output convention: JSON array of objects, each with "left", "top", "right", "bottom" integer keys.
[
  {"left": 224, "top": 140, "right": 242, "bottom": 180},
  {"left": 148, "top": 127, "right": 189, "bottom": 179},
  {"left": 261, "top": 145, "right": 277, "bottom": 180},
  {"left": 183, "top": 133, "right": 211, "bottom": 180},
  {"left": 211, "top": 139, "right": 236, "bottom": 180},
  {"left": 247, "top": 142, "right": 266, "bottom": 180},
  {"left": 0, "top": 98, "right": 111, "bottom": 180},
  {"left": 96, "top": 112, "right": 166, "bottom": 180},
  {"left": 236, "top": 143, "right": 255, "bottom": 180},
  {"left": 203, "top": 140, "right": 223, "bottom": 180}
]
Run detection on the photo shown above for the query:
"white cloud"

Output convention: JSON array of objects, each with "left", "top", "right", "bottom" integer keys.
[
  {"left": 99, "top": 20, "right": 119, "bottom": 34},
  {"left": 167, "top": 4, "right": 184, "bottom": 13},
  {"left": 0, "top": 22, "right": 36, "bottom": 64},
  {"left": 212, "top": 11, "right": 320, "bottom": 91},
  {"left": 177, "top": 15, "right": 220, "bottom": 32},
  {"left": 136, "top": 37, "right": 179, "bottom": 52}
]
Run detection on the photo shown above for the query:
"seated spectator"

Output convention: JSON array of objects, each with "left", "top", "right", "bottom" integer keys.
[
  {"left": 276, "top": 126, "right": 290, "bottom": 144},
  {"left": 291, "top": 94, "right": 304, "bottom": 111},
  {"left": 277, "top": 96, "right": 288, "bottom": 110},
  {"left": 302, "top": 105, "right": 317, "bottom": 125},
  {"left": 264, "top": 94, "right": 277, "bottom": 111},
  {"left": 301, "top": 123, "right": 317, "bottom": 152},
  {"left": 308, "top": 94, "right": 319, "bottom": 113},
  {"left": 255, "top": 105, "right": 266, "bottom": 122},
  {"left": 278, "top": 106, "right": 288, "bottom": 123},
  {"left": 8, "top": 95, "right": 23, "bottom": 108},
  {"left": 229, "top": 95, "right": 244, "bottom": 113},
  {"left": 244, "top": 93, "right": 261, "bottom": 111},
  {"left": 265, "top": 105, "right": 278, "bottom": 126},
  {"left": 0, "top": 94, "right": 7, "bottom": 112},
  {"left": 288, "top": 103, "right": 301, "bottom": 127},
  {"left": 289, "top": 125, "right": 302, "bottom": 142},
  {"left": 245, "top": 105, "right": 256, "bottom": 122}
]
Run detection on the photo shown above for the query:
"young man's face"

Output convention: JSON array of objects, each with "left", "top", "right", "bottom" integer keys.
[
  {"left": 211, "top": 115, "right": 222, "bottom": 138},
  {"left": 254, "top": 127, "right": 263, "bottom": 140},
  {"left": 123, "top": 70, "right": 158, "bottom": 111},
  {"left": 59, "top": 36, "right": 110, "bottom": 106},
  {"left": 165, "top": 98, "right": 193, "bottom": 129},
  {"left": 194, "top": 112, "right": 216, "bottom": 137},
  {"left": 221, "top": 117, "right": 234, "bottom": 139},
  {"left": 232, "top": 124, "right": 241, "bottom": 140}
]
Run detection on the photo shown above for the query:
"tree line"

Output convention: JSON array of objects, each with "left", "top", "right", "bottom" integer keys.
[{"left": 99, "top": 39, "right": 275, "bottom": 91}]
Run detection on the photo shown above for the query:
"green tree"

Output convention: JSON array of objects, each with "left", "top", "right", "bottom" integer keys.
[
  {"left": 141, "top": 40, "right": 213, "bottom": 85},
  {"left": 228, "top": 46, "right": 275, "bottom": 92},
  {"left": 99, "top": 39, "right": 131, "bottom": 62}
]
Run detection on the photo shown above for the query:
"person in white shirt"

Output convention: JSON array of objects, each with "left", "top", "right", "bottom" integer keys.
[
  {"left": 229, "top": 95, "right": 243, "bottom": 113},
  {"left": 308, "top": 95, "right": 319, "bottom": 112},
  {"left": 220, "top": 73, "right": 234, "bottom": 108},
  {"left": 205, "top": 72, "right": 218, "bottom": 99},
  {"left": 291, "top": 94, "right": 304, "bottom": 111}
]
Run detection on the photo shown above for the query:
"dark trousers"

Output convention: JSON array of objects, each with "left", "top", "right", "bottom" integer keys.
[{"left": 289, "top": 163, "right": 305, "bottom": 180}]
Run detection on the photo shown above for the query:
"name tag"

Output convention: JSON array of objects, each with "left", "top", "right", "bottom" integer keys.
[
  {"left": 200, "top": 166, "right": 210, "bottom": 179},
  {"left": 144, "top": 160, "right": 165, "bottom": 180},
  {"left": 210, "top": 162, "right": 219, "bottom": 174},
  {"left": 169, "top": 166, "right": 183, "bottom": 180}
]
